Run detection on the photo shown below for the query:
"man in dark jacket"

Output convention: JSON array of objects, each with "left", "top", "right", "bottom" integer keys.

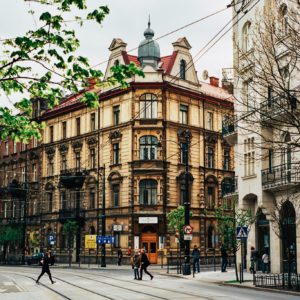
[
  {"left": 117, "top": 248, "right": 123, "bottom": 266},
  {"left": 139, "top": 249, "right": 153, "bottom": 280},
  {"left": 36, "top": 250, "right": 55, "bottom": 284},
  {"left": 221, "top": 244, "right": 228, "bottom": 272},
  {"left": 250, "top": 246, "right": 259, "bottom": 274},
  {"left": 191, "top": 245, "right": 200, "bottom": 273}
]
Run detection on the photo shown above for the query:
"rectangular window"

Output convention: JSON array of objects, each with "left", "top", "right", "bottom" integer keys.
[
  {"left": 113, "top": 106, "right": 120, "bottom": 125},
  {"left": 180, "top": 142, "right": 188, "bottom": 165},
  {"left": 13, "top": 141, "right": 17, "bottom": 153},
  {"left": 91, "top": 113, "right": 96, "bottom": 131},
  {"left": 90, "top": 148, "right": 96, "bottom": 169},
  {"left": 180, "top": 104, "right": 188, "bottom": 124},
  {"left": 244, "top": 138, "right": 255, "bottom": 176},
  {"left": 21, "top": 166, "right": 26, "bottom": 182},
  {"left": 61, "top": 155, "right": 67, "bottom": 172},
  {"left": 4, "top": 141, "right": 8, "bottom": 156},
  {"left": 75, "top": 152, "right": 80, "bottom": 171},
  {"left": 49, "top": 126, "right": 54, "bottom": 143},
  {"left": 112, "top": 184, "right": 120, "bottom": 207},
  {"left": 62, "top": 121, "right": 67, "bottom": 139},
  {"left": 207, "top": 112, "right": 213, "bottom": 130},
  {"left": 268, "top": 149, "right": 273, "bottom": 172},
  {"left": 61, "top": 192, "right": 67, "bottom": 210},
  {"left": 32, "top": 164, "right": 37, "bottom": 181},
  {"left": 113, "top": 143, "right": 120, "bottom": 165},
  {"left": 207, "top": 147, "right": 214, "bottom": 168},
  {"left": 90, "top": 188, "right": 95, "bottom": 209},
  {"left": 207, "top": 187, "right": 215, "bottom": 209},
  {"left": 76, "top": 117, "right": 81, "bottom": 136},
  {"left": 267, "top": 86, "right": 273, "bottom": 108},
  {"left": 48, "top": 192, "right": 53, "bottom": 212},
  {"left": 49, "top": 158, "right": 54, "bottom": 176},
  {"left": 223, "top": 149, "right": 230, "bottom": 170}
]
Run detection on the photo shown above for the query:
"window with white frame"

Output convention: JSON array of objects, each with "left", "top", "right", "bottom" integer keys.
[
  {"left": 49, "top": 157, "right": 54, "bottom": 176},
  {"left": 139, "top": 136, "right": 158, "bottom": 160},
  {"left": 21, "top": 166, "right": 26, "bottom": 182},
  {"left": 140, "top": 93, "right": 157, "bottom": 119},
  {"left": 139, "top": 179, "right": 157, "bottom": 205},
  {"left": 244, "top": 137, "right": 255, "bottom": 176},
  {"left": 207, "top": 112, "right": 213, "bottom": 130},
  {"left": 61, "top": 154, "right": 67, "bottom": 171},
  {"left": 180, "top": 104, "right": 188, "bottom": 124},
  {"left": 242, "top": 21, "right": 252, "bottom": 52}
]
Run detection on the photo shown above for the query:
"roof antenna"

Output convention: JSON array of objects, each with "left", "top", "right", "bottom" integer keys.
[{"left": 148, "top": 14, "right": 151, "bottom": 28}]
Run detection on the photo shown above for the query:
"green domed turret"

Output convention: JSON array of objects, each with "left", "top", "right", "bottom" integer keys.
[{"left": 138, "top": 20, "right": 160, "bottom": 68}]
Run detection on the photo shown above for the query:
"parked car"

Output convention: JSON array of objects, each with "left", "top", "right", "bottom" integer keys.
[{"left": 26, "top": 252, "right": 44, "bottom": 265}]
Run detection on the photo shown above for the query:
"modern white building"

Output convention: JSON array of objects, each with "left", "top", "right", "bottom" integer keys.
[{"left": 228, "top": 0, "right": 300, "bottom": 274}]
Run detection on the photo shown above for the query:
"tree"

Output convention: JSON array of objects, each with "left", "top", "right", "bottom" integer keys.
[
  {"left": 62, "top": 220, "right": 78, "bottom": 266},
  {"left": 214, "top": 206, "right": 256, "bottom": 281},
  {"left": 0, "top": 0, "right": 143, "bottom": 142},
  {"left": 0, "top": 223, "right": 22, "bottom": 262},
  {"left": 167, "top": 205, "right": 192, "bottom": 250}
]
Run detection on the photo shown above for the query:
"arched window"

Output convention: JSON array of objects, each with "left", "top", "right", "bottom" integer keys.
[
  {"left": 279, "top": 4, "right": 288, "bottom": 36},
  {"left": 139, "top": 136, "right": 158, "bottom": 160},
  {"left": 139, "top": 179, "right": 157, "bottom": 205},
  {"left": 114, "top": 59, "right": 120, "bottom": 66},
  {"left": 180, "top": 59, "right": 186, "bottom": 80},
  {"left": 140, "top": 93, "right": 157, "bottom": 119},
  {"left": 242, "top": 22, "right": 252, "bottom": 52}
]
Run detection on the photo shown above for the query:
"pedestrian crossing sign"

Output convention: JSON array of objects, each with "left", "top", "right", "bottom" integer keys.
[{"left": 236, "top": 226, "right": 248, "bottom": 239}]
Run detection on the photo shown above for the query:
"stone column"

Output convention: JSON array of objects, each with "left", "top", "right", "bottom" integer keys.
[{"left": 269, "top": 222, "right": 281, "bottom": 273}]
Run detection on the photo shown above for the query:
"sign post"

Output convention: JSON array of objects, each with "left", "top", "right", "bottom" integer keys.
[{"left": 236, "top": 226, "right": 248, "bottom": 283}]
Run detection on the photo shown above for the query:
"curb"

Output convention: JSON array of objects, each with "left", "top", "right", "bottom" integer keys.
[{"left": 220, "top": 282, "right": 300, "bottom": 296}]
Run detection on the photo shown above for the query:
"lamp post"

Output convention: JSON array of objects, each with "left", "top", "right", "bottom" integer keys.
[
  {"left": 101, "top": 164, "right": 106, "bottom": 267},
  {"left": 182, "top": 129, "right": 191, "bottom": 275}
]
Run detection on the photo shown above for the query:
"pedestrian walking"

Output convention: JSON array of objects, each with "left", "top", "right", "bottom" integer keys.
[
  {"left": 220, "top": 244, "right": 228, "bottom": 272},
  {"left": 191, "top": 245, "right": 200, "bottom": 273},
  {"left": 117, "top": 247, "right": 123, "bottom": 266},
  {"left": 36, "top": 250, "right": 55, "bottom": 284},
  {"left": 250, "top": 246, "right": 259, "bottom": 274},
  {"left": 139, "top": 248, "right": 153, "bottom": 280},
  {"left": 131, "top": 250, "right": 141, "bottom": 280},
  {"left": 262, "top": 250, "right": 269, "bottom": 273}
]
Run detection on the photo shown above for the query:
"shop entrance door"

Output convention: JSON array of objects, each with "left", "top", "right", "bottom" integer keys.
[{"left": 141, "top": 233, "right": 157, "bottom": 264}]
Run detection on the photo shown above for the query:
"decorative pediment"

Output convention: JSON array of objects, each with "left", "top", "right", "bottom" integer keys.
[
  {"left": 177, "top": 129, "right": 192, "bottom": 140},
  {"left": 108, "top": 171, "right": 123, "bottom": 183},
  {"left": 205, "top": 134, "right": 217, "bottom": 144},
  {"left": 177, "top": 171, "right": 194, "bottom": 183},
  {"left": 109, "top": 130, "right": 122, "bottom": 140},
  {"left": 59, "top": 143, "right": 69, "bottom": 153},
  {"left": 86, "top": 175, "right": 98, "bottom": 185},
  {"left": 87, "top": 137, "right": 97, "bottom": 146},
  {"left": 45, "top": 146, "right": 55, "bottom": 155},
  {"left": 172, "top": 37, "right": 192, "bottom": 50},
  {"left": 72, "top": 140, "right": 83, "bottom": 150},
  {"left": 108, "top": 38, "right": 127, "bottom": 51}
]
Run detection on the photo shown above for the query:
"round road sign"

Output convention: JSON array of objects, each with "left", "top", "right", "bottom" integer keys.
[{"left": 183, "top": 225, "right": 193, "bottom": 234}]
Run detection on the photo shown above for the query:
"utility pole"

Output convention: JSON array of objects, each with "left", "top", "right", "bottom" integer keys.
[
  {"left": 101, "top": 164, "right": 106, "bottom": 267},
  {"left": 182, "top": 129, "right": 191, "bottom": 275}
]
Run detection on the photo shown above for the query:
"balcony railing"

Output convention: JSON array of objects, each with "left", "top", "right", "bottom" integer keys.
[
  {"left": 260, "top": 91, "right": 299, "bottom": 122},
  {"left": 222, "top": 176, "right": 238, "bottom": 197},
  {"left": 59, "top": 168, "right": 87, "bottom": 189},
  {"left": 222, "top": 115, "right": 237, "bottom": 146},
  {"left": 262, "top": 163, "right": 300, "bottom": 189},
  {"left": 58, "top": 208, "right": 85, "bottom": 223}
]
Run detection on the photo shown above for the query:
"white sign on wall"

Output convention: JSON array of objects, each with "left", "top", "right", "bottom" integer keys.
[
  {"left": 138, "top": 217, "right": 158, "bottom": 224},
  {"left": 134, "top": 236, "right": 140, "bottom": 250},
  {"left": 113, "top": 224, "right": 123, "bottom": 231}
]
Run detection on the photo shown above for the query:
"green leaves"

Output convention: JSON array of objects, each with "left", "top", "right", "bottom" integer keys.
[
  {"left": 63, "top": 220, "right": 79, "bottom": 248},
  {"left": 87, "top": 6, "right": 110, "bottom": 24}
]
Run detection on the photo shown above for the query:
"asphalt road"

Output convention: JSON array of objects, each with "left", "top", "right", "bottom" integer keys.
[{"left": 0, "top": 266, "right": 298, "bottom": 300}]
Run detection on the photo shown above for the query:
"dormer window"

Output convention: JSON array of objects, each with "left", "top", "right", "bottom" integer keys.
[
  {"left": 114, "top": 59, "right": 120, "bottom": 66},
  {"left": 180, "top": 59, "right": 186, "bottom": 80}
]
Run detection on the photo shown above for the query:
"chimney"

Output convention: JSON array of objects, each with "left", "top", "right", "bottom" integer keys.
[{"left": 209, "top": 76, "right": 219, "bottom": 87}]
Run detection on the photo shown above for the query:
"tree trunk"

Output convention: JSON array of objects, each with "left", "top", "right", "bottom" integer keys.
[{"left": 234, "top": 252, "right": 239, "bottom": 282}]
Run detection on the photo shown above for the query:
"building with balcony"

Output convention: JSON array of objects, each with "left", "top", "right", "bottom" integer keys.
[
  {"left": 232, "top": 0, "right": 300, "bottom": 273},
  {"left": 0, "top": 22, "right": 234, "bottom": 264}
]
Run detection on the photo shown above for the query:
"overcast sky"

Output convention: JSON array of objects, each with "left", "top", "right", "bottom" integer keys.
[{"left": 0, "top": 0, "right": 233, "bottom": 108}]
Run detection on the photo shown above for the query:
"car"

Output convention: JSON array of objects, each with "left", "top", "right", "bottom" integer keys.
[{"left": 26, "top": 252, "right": 44, "bottom": 265}]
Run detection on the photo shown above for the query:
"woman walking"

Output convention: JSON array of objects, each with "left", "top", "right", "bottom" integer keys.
[
  {"left": 131, "top": 251, "right": 141, "bottom": 280},
  {"left": 36, "top": 250, "right": 55, "bottom": 284},
  {"left": 139, "top": 249, "right": 153, "bottom": 280}
]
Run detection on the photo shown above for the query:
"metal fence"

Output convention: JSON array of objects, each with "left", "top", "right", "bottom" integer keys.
[{"left": 254, "top": 273, "right": 300, "bottom": 291}]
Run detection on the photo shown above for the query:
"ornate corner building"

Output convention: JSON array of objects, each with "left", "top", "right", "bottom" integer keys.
[{"left": 0, "top": 22, "right": 234, "bottom": 264}]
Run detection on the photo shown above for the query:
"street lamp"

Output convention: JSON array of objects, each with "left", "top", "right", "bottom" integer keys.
[{"left": 100, "top": 165, "right": 106, "bottom": 267}]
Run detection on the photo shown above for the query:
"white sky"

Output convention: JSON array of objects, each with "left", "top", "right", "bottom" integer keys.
[{"left": 0, "top": 0, "right": 233, "bottom": 108}]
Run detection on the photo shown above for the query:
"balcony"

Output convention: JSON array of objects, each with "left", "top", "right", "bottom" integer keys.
[
  {"left": 59, "top": 168, "right": 87, "bottom": 189},
  {"left": 222, "top": 176, "right": 238, "bottom": 198},
  {"left": 262, "top": 163, "right": 300, "bottom": 191},
  {"left": 58, "top": 208, "right": 85, "bottom": 224},
  {"left": 260, "top": 91, "right": 299, "bottom": 123},
  {"left": 222, "top": 116, "right": 237, "bottom": 146},
  {"left": 131, "top": 160, "right": 164, "bottom": 173}
]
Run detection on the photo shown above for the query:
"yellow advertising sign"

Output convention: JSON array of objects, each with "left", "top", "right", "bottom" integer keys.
[{"left": 85, "top": 235, "right": 96, "bottom": 249}]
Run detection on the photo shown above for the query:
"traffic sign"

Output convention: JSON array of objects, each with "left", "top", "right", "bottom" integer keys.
[
  {"left": 183, "top": 225, "right": 193, "bottom": 235},
  {"left": 236, "top": 226, "right": 248, "bottom": 239},
  {"left": 48, "top": 234, "right": 55, "bottom": 245}
]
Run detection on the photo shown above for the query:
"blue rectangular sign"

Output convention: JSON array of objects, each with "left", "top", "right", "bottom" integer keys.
[
  {"left": 236, "top": 226, "right": 248, "bottom": 239},
  {"left": 96, "top": 235, "right": 115, "bottom": 244}
]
